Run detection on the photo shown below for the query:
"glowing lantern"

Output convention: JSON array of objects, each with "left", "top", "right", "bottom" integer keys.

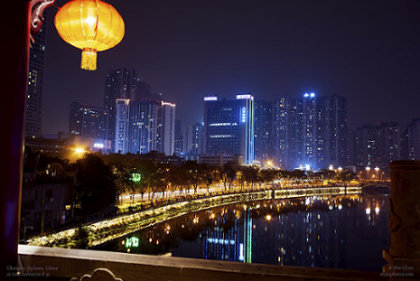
[{"left": 54, "top": 0, "right": 125, "bottom": 70}]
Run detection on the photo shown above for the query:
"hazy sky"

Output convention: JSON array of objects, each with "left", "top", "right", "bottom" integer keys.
[{"left": 43, "top": 0, "right": 420, "bottom": 134}]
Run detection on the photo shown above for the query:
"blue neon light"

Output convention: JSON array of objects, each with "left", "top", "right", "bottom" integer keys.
[{"left": 241, "top": 107, "right": 246, "bottom": 123}]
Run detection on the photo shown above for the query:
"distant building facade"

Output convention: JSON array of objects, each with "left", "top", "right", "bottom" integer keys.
[
  {"left": 157, "top": 102, "right": 176, "bottom": 155},
  {"left": 128, "top": 100, "right": 159, "bottom": 154},
  {"left": 402, "top": 118, "right": 420, "bottom": 160},
  {"left": 174, "top": 120, "right": 184, "bottom": 155},
  {"left": 114, "top": 99, "right": 130, "bottom": 153},
  {"left": 273, "top": 93, "right": 348, "bottom": 170},
  {"left": 69, "top": 102, "right": 104, "bottom": 139},
  {"left": 104, "top": 68, "right": 149, "bottom": 150},
  {"left": 26, "top": 23, "right": 47, "bottom": 137},
  {"left": 353, "top": 122, "right": 401, "bottom": 172},
  {"left": 203, "top": 94, "right": 254, "bottom": 164},
  {"left": 254, "top": 100, "right": 273, "bottom": 163}
]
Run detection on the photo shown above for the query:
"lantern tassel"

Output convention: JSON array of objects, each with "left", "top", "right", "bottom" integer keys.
[{"left": 81, "top": 48, "right": 97, "bottom": 71}]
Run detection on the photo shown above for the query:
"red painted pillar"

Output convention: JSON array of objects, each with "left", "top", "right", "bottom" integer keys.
[{"left": 0, "top": 0, "right": 30, "bottom": 278}]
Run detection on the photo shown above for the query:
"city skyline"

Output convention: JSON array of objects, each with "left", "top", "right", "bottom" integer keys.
[{"left": 41, "top": 0, "right": 420, "bottom": 134}]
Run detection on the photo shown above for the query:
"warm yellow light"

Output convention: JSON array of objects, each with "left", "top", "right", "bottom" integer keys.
[
  {"left": 74, "top": 147, "right": 85, "bottom": 155},
  {"left": 265, "top": 160, "right": 273, "bottom": 167},
  {"left": 265, "top": 214, "right": 272, "bottom": 221},
  {"left": 54, "top": 0, "right": 125, "bottom": 71}
]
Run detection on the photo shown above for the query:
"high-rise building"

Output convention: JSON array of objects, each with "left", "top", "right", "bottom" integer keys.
[
  {"left": 157, "top": 102, "right": 176, "bottom": 156},
  {"left": 273, "top": 96, "right": 298, "bottom": 170},
  {"left": 353, "top": 122, "right": 401, "bottom": 172},
  {"left": 114, "top": 99, "right": 130, "bottom": 153},
  {"left": 128, "top": 100, "right": 159, "bottom": 154},
  {"left": 203, "top": 94, "right": 254, "bottom": 164},
  {"left": 403, "top": 118, "right": 420, "bottom": 160},
  {"left": 174, "top": 120, "right": 184, "bottom": 156},
  {"left": 191, "top": 122, "right": 203, "bottom": 155},
  {"left": 69, "top": 102, "right": 104, "bottom": 139},
  {"left": 354, "top": 125, "right": 382, "bottom": 170},
  {"left": 104, "top": 68, "right": 140, "bottom": 150},
  {"left": 328, "top": 96, "right": 348, "bottom": 167},
  {"left": 273, "top": 93, "right": 348, "bottom": 170},
  {"left": 26, "top": 23, "right": 46, "bottom": 137},
  {"left": 254, "top": 100, "right": 273, "bottom": 163},
  {"left": 379, "top": 122, "right": 401, "bottom": 166},
  {"left": 184, "top": 122, "right": 203, "bottom": 155}
]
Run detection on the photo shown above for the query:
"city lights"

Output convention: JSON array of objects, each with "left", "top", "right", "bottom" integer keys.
[
  {"left": 125, "top": 236, "right": 139, "bottom": 248},
  {"left": 130, "top": 173, "right": 142, "bottom": 183}
]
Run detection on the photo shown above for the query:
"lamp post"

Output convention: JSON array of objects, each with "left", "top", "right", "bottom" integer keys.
[{"left": 365, "top": 166, "right": 371, "bottom": 180}]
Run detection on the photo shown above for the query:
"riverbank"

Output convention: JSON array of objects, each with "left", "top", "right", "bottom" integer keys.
[{"left": 27, "top": 186, "right": 361, "bottom": 249}]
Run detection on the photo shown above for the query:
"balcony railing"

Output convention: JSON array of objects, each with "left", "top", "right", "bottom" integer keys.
[{"left": 18, "top": 245, "right": 385, "bottom": 281}]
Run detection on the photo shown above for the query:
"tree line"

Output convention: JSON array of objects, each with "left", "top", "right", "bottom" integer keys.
[{"left": 24, "top": 148, "right": 357, "bottom": 216}]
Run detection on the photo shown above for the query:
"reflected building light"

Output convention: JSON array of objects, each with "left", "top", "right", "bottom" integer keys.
[
  {"left": 207, "top": 238, "right": 235, "bottom": 245},
  {"left": 366, "top": 207, "right": 371, "bottom": 215},
  {"left": 239, "top": 243, "right": 244, "bottom": 261},
  {"left": 375, "top": 207, "right": 380, "bottom": 214}
]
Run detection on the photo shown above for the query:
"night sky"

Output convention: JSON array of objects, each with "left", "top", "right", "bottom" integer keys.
[{"left": 43, "top": 0, "right": 420, "bottom": 134}]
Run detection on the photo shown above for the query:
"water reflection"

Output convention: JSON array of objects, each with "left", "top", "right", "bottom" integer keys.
[{"left": 99, "top": 194, "right": 389, "bottom": 271}]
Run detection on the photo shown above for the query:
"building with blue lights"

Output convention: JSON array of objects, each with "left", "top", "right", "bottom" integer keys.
[
  {"left": 114, "top": 99, "right": 130, "bottom": 153},
  {"left": 157, "top": 101, "right": 176, "bottom": 156},
  {"left": 203, "top": 94, "right": 254, "bottom": 164},
  {"left": 128, "top": 100, "right": 159, "bottom": 154},
  {"left": 273, "top": 93, "right": 348, "bottom": 170}
]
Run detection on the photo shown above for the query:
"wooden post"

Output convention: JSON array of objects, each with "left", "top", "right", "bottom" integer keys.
[
  {"left": 383, "top": 161, "right": 420, "bottom": 279},
  {"left": 0, "top": 0, "right": 30, "bottom": 278}
]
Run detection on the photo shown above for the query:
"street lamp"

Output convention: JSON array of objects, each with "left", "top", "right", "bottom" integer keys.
[
  {"left": 365, "top": 167, "right": 371, "bottom": 180},
  {"left": 374, "top": 167, "right": 381, "bottom": 181}
]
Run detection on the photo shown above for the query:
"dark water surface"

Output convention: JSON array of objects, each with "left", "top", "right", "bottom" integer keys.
[{"left": 99, "top": 193, "right": 389, "bottom": 271}]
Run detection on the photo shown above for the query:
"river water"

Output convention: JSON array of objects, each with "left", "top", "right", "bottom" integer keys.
[{"left": 99, "top": 192, "right": 389, "bottom": 271}]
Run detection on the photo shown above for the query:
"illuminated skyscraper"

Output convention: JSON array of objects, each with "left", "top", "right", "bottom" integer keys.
[
  {"left": 157, "top": 101, "right": 176, "bottom": 155},
  {"left": 114, "top": 99, "right": 130, "bottom": 153},
  {"left": 69, "top": 102, "right": 104, "bottom": 139},
  {"left": 104, "top": 68, "right": 144, "bottom": 150},
  {"left": 354, "top": 122, "right": 400, "bottom": 172},
  {"left": 273, "top": 96, "right": 298, "bottom": 170},
  {"left": 128, "top": 100, "right": 159, "bottom": 154},
  {"left": 273, "top": 93, "right": 348, "bottom": 170},
  {"left": 26, "top": 22, "right": 46, "bottom": 137},
  {"left": 203, "top": 94, "right": 254, "bottom": 164}
]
